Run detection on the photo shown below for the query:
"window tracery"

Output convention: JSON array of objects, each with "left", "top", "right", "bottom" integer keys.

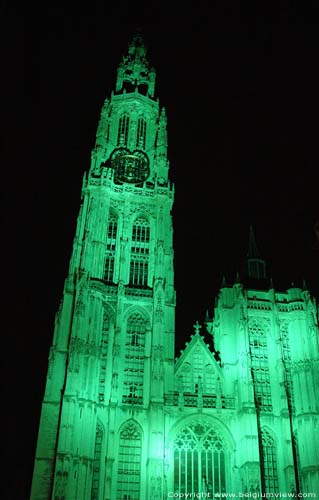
[
  {"left": 136, "top": 117, "right": 147, "bottom": 149},
  {"left": 248, "top": 320, "right": 272, "bottom": 411},
  {"left": 280, "top": 321, "right": 294, "bottom": 410},
  {"left": 129, "top": 217, "right": 150, "bottom": 287},
  {"left": 104, "top": 213, "right": 118, "bottom": 283},
  {"left": 98, "top": 311, "right": 110, "bottom": 402},
  {"left": 116, "top": 422, "right": 142, "bottom": 500},
  {"left": 92, "top": 423, "right": 103, "bottom": 500},
  {"left": 179, "top": 352, "right": 216, "bottom": 395},
  {"left": 173, "top": 422, "right": 226, "bottom": 495},
  {"left": 117, "top": 114, "right": 130, "bottom": 146},
  {"left": 122, "top": 313, "right": 146, "bottom": 404},
  {"left": 261, "top": 430, "right": 278, "bottom": 492}
]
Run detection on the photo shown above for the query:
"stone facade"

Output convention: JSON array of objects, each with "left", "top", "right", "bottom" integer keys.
[{"left": 30, "top": 35, "right": 319, "bottom": 499}]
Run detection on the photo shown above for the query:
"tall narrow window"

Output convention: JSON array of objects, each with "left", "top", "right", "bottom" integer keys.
[
  {"left": 92, "top": 423, "right": 103, "bottom": 500},
  {"left": 281, "top": 322, "right": 294, "bottom": 410},
  {"left": 261, "top": 430, "right": 278, "bottom": 493},
  {"left": 117, "top": 114, "right": 130, "bottom": 146},
  {"left": 129, "top": 217, "right": 150, "bottom": 287},
  {"left": 174, "top": 422, "right": 226, "bottom": 495},
  {"left": 136, "top": 117, "right": 147, "bottom": 149},
  {"left": 98, "top": 311, "right": 110, "bottom": 402},
  {"left": 122, "top": 313, "right": 146, "bottom": 405},
  {"left": 104, "top": 213, "right": 118, "bottom": 283},
  {"left": 248, "top": 321, "right": 272, "bottom": 411},
  {"left": 117, "top": 422, "right": 142, "bottom": 500}
]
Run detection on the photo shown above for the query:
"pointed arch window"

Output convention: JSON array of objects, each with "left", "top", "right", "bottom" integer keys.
[
  {"left": 117, "top": 422, "right": 142, "bottom": 500},
  {"left": 122, "top": 313, "right": 146, "bottom": 405},
  {"left": 98, "top": 311, "right": 110, "bottom": 402},
  {"left": 129, "top": 217, "right": 150, "bottom": 287},
  {"left": 248, "top": 321, "right": 272, "bottom": 411},
  {"left": 281, "top": 322, "right": 294, "bottom": 410},
  {"left": 174, "top": 423, "right": 226, "bottom": 495},
  {"left": 104, "top": 213, "right": 118, "bottom": 283},
  {"left": 136, "top": 117, "right": 147, "bottom": 149},
  {"left": 261, "top": 430, "right": 278, "bottom": 493},
  {"left": 117, "top": 114, "right": 130, "bottom": 146},
  {"left": 92, "top": 423, "right": 103, "bottom": 500}
]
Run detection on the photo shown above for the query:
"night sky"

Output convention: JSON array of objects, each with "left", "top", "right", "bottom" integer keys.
[{"left": 3, "top": 3, "right": 319, "bottom": 498}]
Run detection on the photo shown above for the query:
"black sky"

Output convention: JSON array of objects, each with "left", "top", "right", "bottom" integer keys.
[{"left": 3, "top": 3, "right": 319, "bottom": 498}]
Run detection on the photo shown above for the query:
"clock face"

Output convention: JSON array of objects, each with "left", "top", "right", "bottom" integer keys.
[{"left": 110, "top": 148, "right": 150, "bottom": 184}]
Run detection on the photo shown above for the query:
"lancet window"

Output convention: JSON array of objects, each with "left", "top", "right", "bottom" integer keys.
[
  {"left": 104, "top": 213, "right": 118, "bottom": 282},
  {"left": 98, "top": 311, "right": 110, "bottom": 402},
  {"left": 122, "top": 313, "right": 146, "bottom": 404},
  {"left": 117, "top": 114, "right": 130, "bottom": 146},
  {"left": 136, "top": 117, "right": 147, "bottom": 149},
  {"left": 92, "top": 423, "right": 103, "bottom": 500},
  {"left": 116, "top": 422, "right": 142, "bottom": 500},
  {"left": 174, "top": 422, "right": 226, "bottom": 495},
  {"left": 280, "top": 322, "right": 294, "bottom": 410},
  {"left": 261, "top": 430, "right": 278, "bottom": 493},
  {"left": 129, "top": 217, "right": 150, "bottom": 287},
  {"left": 248, "top": 321, "right": 272, "bottom": 411},
  {"left": 180, "top": 356, "right": 216, "bottom": 395}
]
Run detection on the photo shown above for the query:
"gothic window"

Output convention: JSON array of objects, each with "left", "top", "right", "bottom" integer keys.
[
  {"left": 92, "top": 423, "right": 103, "bottom": 500},
  {"left": 122, "top": 313, "right": 146, "bottom": 405},
  {"left": 248, "top": 321, "right": 272, "bottom": 411},
  {"left": 180, "top": 357, "right": 215, "bottom": 396},
  {"left": 104, "top": 213, "right": 118, "bottom": 282},
  {"left": 261, "top": 430, "right": 278, "bottom": 493},
  {"left": 98, "top": 311, "right": 110, "bottom": 402},
  {"left": 136, "top": 117, "right": 147, "bottom": 149},
  {"left": 117, "top": 114, "right": 130, "bottom": 146},
  {"left": 129, "top": 217, "right": 150, "bottom": 287},
  {"left": 181, "top": 363, "right": 192, "bottom": 393},
  {"left": 174, "top": 423, "right": 226, "bottom": 495},
  {"left": 281, "top": 322, "right": 294, "bottom": 410},
  {"left": 204, "top": 365, "right": 215, "bottom": 394},
  {"left": 117, "top": 422, "right": 142, "bottom": 500}
]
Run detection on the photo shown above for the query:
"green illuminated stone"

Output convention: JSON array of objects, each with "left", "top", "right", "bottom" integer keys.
[{"left": 30, "top": 35, "right": 319, "bottom": 499}]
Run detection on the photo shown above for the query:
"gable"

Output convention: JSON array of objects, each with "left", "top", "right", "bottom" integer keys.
[{"left": 175, "top": 335, "right": 222, "bottom": 396}]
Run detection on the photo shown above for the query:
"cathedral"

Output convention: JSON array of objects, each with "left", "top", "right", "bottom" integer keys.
[{"left": 30, "top": 35, "right": 319, "bottom": 499}]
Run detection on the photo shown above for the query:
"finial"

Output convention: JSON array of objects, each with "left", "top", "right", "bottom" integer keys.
[
  {"left": 235, "top": 271, "right": 240, "bottom": 283},
  {"left": 302, "top": 278, "right": 308, "bottom": 290},
  {"left": 193, "top": 321, "right": 202, "bottom": 335},
  {"left": 221, "top": 275, "right": 227, "bottom": 287}
]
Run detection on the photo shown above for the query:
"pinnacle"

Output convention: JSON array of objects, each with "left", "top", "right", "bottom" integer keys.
[{"left": 247, "top": 225, "right": 260, "bottom": 258}]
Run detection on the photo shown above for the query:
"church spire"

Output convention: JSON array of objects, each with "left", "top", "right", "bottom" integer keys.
[
  {"left": 246, "top": 225, "right": 266, "bottom": 280},
  {"left": 116, "top": 33, "right": 156, "bottom": 97}
]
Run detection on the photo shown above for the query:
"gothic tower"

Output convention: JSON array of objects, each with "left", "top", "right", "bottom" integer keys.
[
  {"left": 31, "top": 34, "right": 175, "bottom": 500},
  {"left": 31, "top": 36, "right": 319, "bottom": 500}
]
